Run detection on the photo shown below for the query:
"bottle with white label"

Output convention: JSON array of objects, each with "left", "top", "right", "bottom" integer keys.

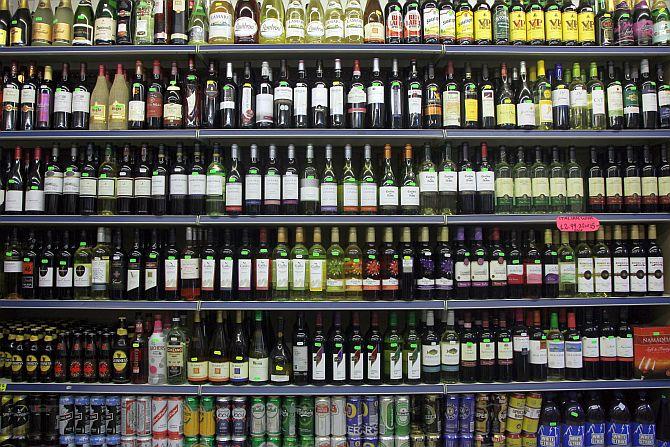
[
  {"left": 529, "top": 310, "right": 548, "bottom": 381},
  {"left": 256, "top": 61, "right": 274, "bottom": 128},
  {"left": 364, "top": 312, "right": 383, "bottom": 384},
  {"left": 587, "top": 61, "right": 607, "bottom": 130},
  {"left": 576, "top": 232, "right": 595, "bottom": 297},
  {"left": 200, "top": 228, "right": 217, "bottom": 301},
  {"left": 564, "top": 311, "right": 583, "bottom": 381},
  {"left": 383, "top": 311, "right": 404, "bottom": 384},
  {"left": 640, "top": 58, "right": 658, "bottom": 129},
  {"left": 292, "top": 312, "right": 309, "bottom": 385},
  {"left": 418, "top": 143, "right": 438, "bottom": 214},
  {"left": 326, "top": 227, "right": 345, "bottom": 300},
  {"left": 245, "top": 144, "right": 262, "bottom": 215},
  {"left": 400, "top": 144, "right": 420, "bottom": 215},
  {"left": 163, "top": 228, "right": 180, "bottom": 301},
  {"left": 646, "top": 224, "right": 664, "bottom": 294},
  {"left": 249, "top": 311, "right": 269, "bottom": 384},
  {"left": 403, "top": 311, "right": 422, "bottom": 384},
  {"left": 309, "top": 60, "right": 327, "bottom": 128},
  {"left": 347, "top": 311, "right": 365, "bottom": 384},
  {"left": 272, "top": 227, "right": 291, "bottom": 300},
  {"left": 229, "top": 310, "right": 249, "bottom": 384},
  {"left": 273, "top": 60, "right": 292, "bottom": 127},
  {"left": 379, "top": 144, "right": 399, "bottom": 214},
  {"left": 187, "top": 145, "right": 206, "bottom": 215},
  {"left": 593, "top": 227, "right": 613, "bottom": 297},
  {"left": 90, "top": 226, "right": 111, "bottom": 300},
  {"left": 73, "top": 230, "right": 93, "bottom": 300},
  {"left": 289, "top": 227, "right": 309, "bottom": 300},
  {"left": 310, "top": 311, "right": 327, "bottom": 384},
  {"left": 569, "top": 62, "right": 589, "bottom": 129},
  {"left": 301, "top": 145, "right": 320, "bottom": 214},
  {"left": 225, "top": 144, "right": 243, "bottom": 215},
  {"left": 24, "top": 146, "right": 45, "bottom": 214},
  {"left": 599, "top": 308, "right": 617, "bottom": 380},
  {"left": 546, "top": 312, "right": 565, "bottom": 381},
  {"left": 180, "top": 227, "right": 201, "bottom": 301},
  {"left": 341, "top": 144, "right": 359, "bottom": 214},
  {"left": 308, "top": 227, "right": 327, "bottom": 300},
  {"left": 169, "top": 144, "right": 188, "bottom": 215},
  {"left": 255, "top": 228, "right": 272, "bottom": 301},
  {"left": 629, "top": 224, "right": 648, "bottom": 296},
  {"left": 421, "top": 310, "right": 441, "bottom": 384},
  {"left": 148, "top": 315, "right": 167, "bottom": 385}
]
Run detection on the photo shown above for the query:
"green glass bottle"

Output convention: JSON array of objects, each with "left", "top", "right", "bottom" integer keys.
[
  {"left": 31, "top": 0, "right": 54, "bottom": 45},
  {"left": 97, "top": 144, "right": 118, "bottom": 215},
  {"left": 403, "top": 311, "right": 421, "bottom": 385},
  {"left": 569, "top": 62, "right": 589, "bottom": 129},
  {"left": 72, "top": 0, "right": 94, "bottom": 45},
  {"left": 188, "top": 0, "right": 209, "bottom": 43},
  {"left": 512, "top": 146, "right": 532, "bottom": 213},
  {"left": 308, "top": 227, "right": 327, "bottom": 300},
  {"left": 166, "top": 314, "right": 188, "bottom": 384},
  {"left": 326, "top": 227, "right": 345, "bottom": 300},
  {"left": 73, "top": 230, "right": 92, "bottom": 299},
  {"left": 340, "top": 145, "right": 359, "bottom": 214},
  {"left": 134, "top": 0, "right": 154, "bottom": 44},
  {"left": 53, "top": 0, "right": 74, "bottom": 45},
  {"left": 576, "top": 232, "right": 595, "bottom": 297},
  {"left": 383, "top": 312, "right": 404, "bottom": 385},
  {"left": 205, "top": 143, "right": 226, "bottom": 216},
  {"left": 558, "top": 231, "right": 576, "bottom": 297},
  {"left": 587, "top": 61, "right": 607, "bottom": 130},
  {"left": 290, "top": 227, "right": 309, "bottom": 300},
  {"left": 249, "top": 311, "right": 269, "bottom": 384},
  {"left": 272, "top": 227, "right": 290, "bottom": 301},
  {"left": 530, "top": 146, "right": 549, "bottom": 213}
]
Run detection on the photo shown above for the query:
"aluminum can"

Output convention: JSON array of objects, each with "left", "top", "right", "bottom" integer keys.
[
  {"left": 152, "top": 397, "right": 169, "bottom": 437},
  {"left": 136, "top": 435, "right": 152, "bottom": 447},
  {"left": 491, "top": 394, "right": 508, "bottom": 434},
  {"left": 422, "top": 395, "right": 440, "bottom": 435},
  {"left": 346, "top": 396, "right": 362, "bottom": 437},
  {"left": 12, "top": 395, "right": 28, "bottom": 438},
  {"left": 200, "top": 397, "right": 216, "bottom": 437},
  {"left": 281, "top": 397, "right": 297, "bottom": 437},
  {"left": 266, "top": 397, "right": 281, "bottom": 436},
  {"left": 44, "top": 394, "right": 60, "bottom": 443},
  {"left": 458, "top": 433, "right": 473, "bottom": 447},
  {"left": 121, "top": 397, "right": 137, "bottom": 437},
  {"left": 330, "top": 397, "right": 346, "bottom": 437},
  {"left": 315, "top": 397, "right": 331, "bottom": 437},
  {"left": 315, "top": 435, "right": 331, "bottom": 447},
  {"left": 183, "top": 397, "right": 199, "bottom": 438},
  {"left": 75, "top": 434, "right": 91, "bottom": 447},
  {"left": 378, "top": 397, "right": 395, "bottom": 437},
  {"left": 283, "top": 436, "right": 298, "bottom": 447},
  {"left": 296, "top": 397, "right": 314, "bottom": 437},
  {"left": 331, "top": 435, "right": 347, "bottom": 447},
  {"left": 379, "top": 435, "right": 395, "bottom": 447},
  {"left": 492, "top": 433, "right": 506, "bottom": 447},
  {"left": 393, "top": 396, "right": 410, "bottom": 437},
  {"left": 215, "top": 397, "right": 232, "bottom": 437},
  {"left": 183, "top": 437, "right": 199, "bottom": 447},
  {"left": 231, "top": 398, "right": 247, "bottom": 438},
  {"left": 443, "top": 433, "right": 458, "bottom": 447},
  {"left": 505, "top": 433, "right": 521, "bottom": 447},
  {"left": 152, "top": 436, "right": 168, "bottom": 447},
  {"left": 363, "top": 396, "right": 379, "bottom": 438},
  {"left": 27, "top": 394, "right": 43, "bottom": 444},
  {"left": 347, "top": 436, "right": 362, "bottom": 447},
  {"left": 505, "top": 394, "right": 525, "bottom": 435},
  {"left": 521, "top": 394, "right": 541, "bottom": 435},
  {"left": 136, "top": 397, "right": 152, "bottom": 437},
  {"left": 249, "top": 435, "right": 265, "bottom": 447},
  {"left": 474, "top": 394, "right": 490, "bottom": 435},
  {"left": 89, "top": 396, "right": 107, "bottom": 436},
  {"left": 105, "top": 396, "right": 121, "bottom": 436},
  {"left": 410, "top": 434, "right": 425, "bottom": 447},
  {"left": 299, "top": 435, "right": 315, "bottom": 447},
  {"left": 1, "top": 394, "right": 13, "bottom": 438},
  {"left": 121, "top": 436, "right": 136, "bottom": 447},
  {"left": 231, "top": 437, "right": 247, "bottom": 447},
  {"left": 394, "top": 435, "right": 409, "bottom": 447},
  {"left": 200, "top": 436, "right": 215, "bottom": 447},
  {"left": 60, "top": 435, "right": 76, "bottom": 447},
  {"left": 168, "top": 435, "right": 184, "bottom": 447},
  {"left": 266, "top": 435, "right": 281, "bottom": 447},
  {"left": 457, "top": 395, "right": 475, "bottom": 435},
  {"left": 250, "top": 397, "right": 266, "bottom": 436},
  {"left": 167, "top": 397, "right": 184, "bottom": 437},
  {"left": 107, "top": 434, "right": 122, "bottom": 446},
  {"left": 362, "top": 437, "right": 378, "bottom": 447},
  {"left": 520, "top": 432, "right": 535, "bottom": 447},
  {"left": 443, "top": 395, "right": 459, "bottom": 434},
  {"left": 59, "top": 395, "right": 75, "bottom": 436},
  {"left": 90, "top": 435, "right": 106, "bottom": 447},
  {"left": 215, "top": 436, "right": 231, "bottom": 447},
  {"left": 74, "top": 396, "right": 90, "bottom": 435},
  {"left": 425, "top": 434, "right": 440, "bottom": 447}
]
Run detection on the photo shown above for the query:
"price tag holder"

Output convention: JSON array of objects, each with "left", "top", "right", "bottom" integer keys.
[
  {"left": 0, "top": 383, "right": 7, "bottom": 392},
  {"left": 556, "top": 215, "right": 600, "bottom": 232}
]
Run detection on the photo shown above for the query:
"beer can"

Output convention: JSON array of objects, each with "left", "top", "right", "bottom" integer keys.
[
  {"left": 90, "top": 396, "right": 107, "bottom": 436},
  {"left": 90, "top": 435, "right": 106, "bottom": 447},
  {"left": 28, "top": 394, "right": 43, "bottom": 443},
  {"left": 331, "top": 435, "right": 347, "bottom": 447},
  {"left": 168, "top": 435, "right": 184, "bottom": 447},
  {"left": 299, "top": 435, "right": 315, "bottom": 447},
  {"left": 378, "top": 397, "right": 395, "bottom": 437},
  {"left": 394, "top": 435, "right": 409, "bottom": 447},
  {"left": 267, "top": 435, "right": 281, "bottom": 447},
  {"left": 422, "top": 395, "right": 439, "bottom": 436},
  {"left": 442, "top": 395, "right": 459, "bottom": 434},
  {"left": 121, "top": 435, "right": 136, "bottom": 447},
  {"left": 136, "top": 436, "right": 152, "bottom": 447},
  {"left": 474, "top": 433, "right": 484, "bottom": 447},
  {"left": 474, "top": 394, "right": 489, "bottom": 435},
  {"left": 183, "top": 437, "right": 199, "bottom": 447},
  {"left": 152, "top": 397, "right": 169, "bottom": 437},
  {"left": 443, "top": 433, "right": 458, "bottom": 447},
  {"left": 250, "top": 397, "right": 266, "bottom": 437},
  {"left": 426, "top": 434, "right": 440, "bottom": 447},
  {"left": 330, "top": 397, "right": 346, "bottom": 437},
  {"left": 215, "top": 436, "right": 231, "bottom": 447},
  {"left": 266, "top": 397, "right": 281, "bottom": 436},
  {"left": 183, "top": 397, "right": 199, "bottom": 438},
  {"left": 136, "top": 397, "right": 152, "bottom": 437},
  {"left": 231, "top": 437, "right": 247, "bottom": 447},
  {"left": 281, "top": 397, "right": 297, "bottom": 438},
  {"left": 492, "top": 433, "right": 505, "bottom": 447},
  {"left": 458, "top": 433, "right": 473, "bottom": 447},
  {"left": 249, "top": 435, "right": 265, "bottom": 447},
  {"left": 60, "top": 435, "right": 76, "bottom": 447},
  {"left": 232, "top": 398, "right": 247, "bottom": 438},
  {"left": 362, "top": 437, "right": 378, "bottom": 447},
  {"left": 74, "top": 396, "right": 90, "bottom": 436},
  {"left": 505, "top": 433, "right": 521, "bottom": 447},
  {"left": 297, "top": 397, "right": 314, "bottom": 437},
  {"left": 200, "top": 436, "right": 215, "bottom": 447},
  {"left": 520, "top": 433, "right": 535, "bottom": 447},
  {"left": 315, "top": 397, "right": 331, "bottom": 437},
  {"left": 283, "top": 436, "right": 298, "bottom": 447},
  {"left": 167, "top": 397, "right": 184, "bottom": 437},
  {"left": 60, "top": 395, "right": 75, "bottom": 436},
  {"left": 378, "top": 435, "right": 395, "bottom": 447},
  {"left": 505, "top": 394, "right": 525, "bottom": 435},
  {"left": 1, "top": 394, "right": 12, "bottom": 438},
  {"left": 106, "top": 434, "right": 122, "bottom": 446},
  {"left": 393, "top": 396, "right": 410, "bottom": 437},
  {"left": 106, "top": 396, "right": 121, "bottom": 436},
  {"left": 75, "top": 434, "right": 91, "bottom": 447},
  {"left": 315, "top": 435, "right": 331, "bottom": 447},
  {"left": 346, "top": 396, "right": 362, "bottom": 437},
  {"left": 200, "top": 397, "right": 216, "bottom": 437},
  {"left": 215, "top": 397, "right": 232, "bottom": 437},
  {"left": 410, "top": 433, "right": 425, "bottom": 447},
  {"left": 363, "top": 396, "right": 379, "bottom": 438},
  {"left": 347, "top": 436, "right": 362, "bottom": 447},
  {"left": 45, "top": 394, "right": 60, "bottom": 442},
  {"left": 121, "top": 397, "right": 137, "bottom": 437},
  {"left": 491, "top": 394, "right": 507, "bottom": 434},
  {"left": 521, "top": 394, "right": 541, "bottom": 435},
  {"left": 152, "top": 436, "right": 168, "bottom": 447},
  {"left": 457, "top": 395, "right": 475, "bottom": 435}
]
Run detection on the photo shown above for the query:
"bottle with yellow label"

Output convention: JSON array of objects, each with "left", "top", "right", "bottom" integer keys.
[
  {"left": 462, "top": 62, "right": 478, "bottom": 127},
  {"left": 9, "top": 0, "right": 31, "bottom": 46},
  {"left": 305, "top": 0, "right": 325, "bottom": 42},
  {"left": 0, "top": 0, "right": 9, "bottom": 46},
  {"left": 456, "top": 0, "right": 475, "bottom": 43},
  {"left": 561, "top": 0, "right": 579, "bottom": 44},
  {"left": 534, "top": 60, "right": 553, "bottom": 130},
  {"left": 525, "top": 0, "right": 546, "bottom": 43},
  {"left": 544, "top": 0, "right": 563, "bottom": 44},
  {"left": 208, "top": 0, "right": 235, "bottom": 43},
  {"left": 108, "top": 64, "right": 129, "bottom": 130},
  {"left": 89, "top": 64, "right": 109, "bottom": 130},
  {"left": 509, "top": 0, "right": 527, "bottom": 43},
  {"left": 577, "top": 0, "right": 596, "bottom": 44},
  {"left": 324, "top": 0, "right": 345, "bottom": 43},
  {"left": 496, "top": 63, "right": 516, "bottom": 129},
  {"left": 474, "top": 0, "right": 493, "bottom": 43},
  {"left": 31, "top": 0, "right": 53, "bottom": 45},
  {"left": 53, "top": 0, "right": 74, "bottom": 45}
]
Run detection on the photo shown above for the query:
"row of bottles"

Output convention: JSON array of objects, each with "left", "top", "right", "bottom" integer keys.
[
  {"left": 2, "top": 58, "right": 669, "bottom": 131},
  {"left": 1, "top": 224, "right": 663, "bottom": 301}
]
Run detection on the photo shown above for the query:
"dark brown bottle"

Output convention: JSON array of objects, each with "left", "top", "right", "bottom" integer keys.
[
  {"left": 130, "top": 318, "right": 148, "bottom": 384},
  {"left": 111, "top": 317, "right": 130, "bottom": 383},
  {"left": 184, "top": 56, "right": 201, "bottom": 128}
]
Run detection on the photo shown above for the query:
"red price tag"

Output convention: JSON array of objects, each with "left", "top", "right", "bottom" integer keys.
[{"left": 556, "top": 215, "right": 600, "bottom": 232}]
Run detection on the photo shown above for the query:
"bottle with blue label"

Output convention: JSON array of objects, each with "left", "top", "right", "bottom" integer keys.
[
  {"left": 563, "top": 392, "right": 586, "bottom": 447},
  {"left": 539, "top": 393, "right": 562, "bottom": 447},
  {"left": 607, "top": 392, "right": 632, "bottom": 447},
  {"left": 585, "top": 391, "right": 606, "bottom": 447},
  {"left": 656, "top": 395, "right": 669, "bottom": 447},
  {"left": 632, "top": 392, "right": 656, "bottom": 447}
]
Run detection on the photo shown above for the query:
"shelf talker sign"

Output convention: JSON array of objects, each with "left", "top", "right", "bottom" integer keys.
[{"left": 556, "top": 215, "right": 600, "bottom": 232}]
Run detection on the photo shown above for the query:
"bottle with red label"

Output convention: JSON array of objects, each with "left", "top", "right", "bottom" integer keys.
[
  {"left": 403, "top": 0, "right": 422, "bottom": 42},
  {"left": 385, "top": 0, "right": 403, "bottom": 42}
]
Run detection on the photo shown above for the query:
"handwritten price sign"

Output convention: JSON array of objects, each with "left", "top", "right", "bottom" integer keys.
[{"left": 556, "top": 215, "right": 601, "bottom": 232}]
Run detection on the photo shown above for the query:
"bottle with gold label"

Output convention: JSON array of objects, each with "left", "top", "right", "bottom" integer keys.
[
  {"left": 107, "top": 64, "right": 129, "bottom": 130},
  {"left": 492, "top": 0, "right": 510, "bottom": 43},
  {"left": 578, "top": 0, "right": 596, "bottom": 43},
  {"left": 474, "top": 0, "right": 493, "bottom": 43},
  {"left": 53, "top": 0, "right": 74, "bottom": 45},
  {"left": 209, "top": 0, "right": 235, "bottom": 43},
  {"left": 496, "top": 63, "right": 516, "bottom": 129},
  {"left": 324, "top": 0, "right": 345, "bottom": 42},
  {"left": 305, "top": 0, "right": 325, "bottom": 42},
  {"left": 439, "top": 0, "right": 456, "bottom": 43},
  {"left": 344, "top": 0, "right": 364, "bottom": 42},
  {"left": 534, "top": 60, "right": 553, "bottom": 130},
  {"left": 31, "top": 0, "right": 53, "bottom": 45},
  {"left": 456, "top": 0, "right": 475, "bottom": 43},
  {"left": 260, "top": 0, "right": 286, "bottom": 43},
  {"left": 285, "top": 0, "right": 306, "bottom": 42},
  {"left": 89, "top": 65, "right": 109, "bottom": 130},
  {"left": 423, "top": 0, "right": 441, "bottom": 43},
  {"left": 0, "top": 0, "right": 9, "bottom": 46},
  {"left": 526, "top": 0, "right": 545, "bottom": 43},
  {"left": 364, "top": 0, "right": 384, "bottom": 42},
  {"left": 462, "top": 62, "right": 478, "bottom": 127},
  {"left": 509, "top": 0, "right": 527, "bottom": 42},
  {"left": 544, "top": 0, "right": 563, "bottom": 44},
  {"left": 562, "top": 0, "right": 579, "bottom": 44}
]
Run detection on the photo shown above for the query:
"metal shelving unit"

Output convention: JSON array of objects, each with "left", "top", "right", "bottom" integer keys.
[
  {"left": 199, "top": 215, "right": 445, "bottom": 226},
  {"left": 445, "top": 213, "right": 670, "bottom": 225},
  {"left": 199, "top": 384, "right": 444, "bottom": 396},
  {"left": 446, "top": 379, "right": 670, "bottom": 393},
  {"left": 0, "top": 382, "right": 200, "bottom": 395},
  {"left": 198, "top": 129, "right": 444, "bottom": 144},
  {"left": 447, "top": 296, "right": 670, "bottom": 309},
  {"left": 200, "top": 300, "right": 444, "bottom": 311},
  {"left": 441, "top": 45, "right": 670, "bottom": 59},
  {"left": 0, "top": 299, "right": 198, "bottom": 310},
  {"left": 0, "top": 129, "right": 198, "bottom": 142},
  {"left": 0, "top": 215, "right": 198, "bottom": 226},
  {"left": 199, "top": 44, "right": 443, "bottom": 60},
  {"left": 0, "top": 45, "right": 198, "bottom": 62},
  {"left": 443, "top": 129, "right": 670, "bottom": 143}
]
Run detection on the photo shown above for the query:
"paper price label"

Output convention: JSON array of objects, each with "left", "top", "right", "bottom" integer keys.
[{"left": 556, "top": 215, "right": 600, "bottom": 232}]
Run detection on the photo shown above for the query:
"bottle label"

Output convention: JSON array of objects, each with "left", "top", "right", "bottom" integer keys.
[
  {"left": 550, "top": 177, "right": 566, "bottom": 201},
  {"left": 151, "top": 176, "right": 166, "bottom": 197},
  {"left": 647, "top": 256, "right": 664, "bottom": 292},
  {"left": 329, "top": 85, "right": 344, "bottom": 116},
  {"left": 219, "top": 258, "right": 233, "bottom": 290},
  {"left": 320, "top": 182, "right": 338, "bottom": 211},
  {"left": 600, "top": 336, "right": 617, "bottom": 358},
  {"left": 529, "top": 339, "right": 547, "bottom": 364},
  {"left": 565, "top": 339, "right": 583, "bottom": 369},
  {"left": 552, "top": 88, "right": 570, "bottom": 106},
  {"left": 201, "top": 258, "right": 215, "bottom": 290},
  {"left": 73, "top": 263, "right": 91, "bottom": 287},
  {"left": 404, "top": 10, "right": 422, "bottom": 38},
  {"left": 32, "top": 22, "right": 53, "bottom": 44},
  {"left": 311, "top": 347, "right": 326, "bottom": 380},
  {"left": 539, "top": 425, "right": 561, "bottom": 447},
  {"left": 238, "top": 259, "right": 252, "bottom": 290},
  {"left": 616, "top": 336, "right": 633, "bottom": 359},
  {"left": 249, "top": 357, "right": 269, "bottom": 382},
  {"left": 364, "top": 22, "right": 384, "bottom": 42},
  {"left": 180, "top": 257, "right": 200, "bottom": 280},
  {"left": 547, "top": 339, "right": 565, "bottom": 369},
  {"left": 422, "top": 343, "right": 440, "bottom": 367},
  {"left": 226, "top": 183, "right": 242, "bottom": 209},
  {"left": 577, "top": 257, "right": 594, "bottom": 292},
  {"left": 208, "top": 361, "right": 230, "bottom": 382},
  {"left": 459, "top": 170, "right": 477, "bottom": 192},
  {"left": 455, "top": 261, "right": 471, "bottom": 287},
  {"left": 561, "top": 10, "right": 578, "bottom": 41},
  {"left": 509, "top": 10, "right": 526, "bottom": 41},
  {"left": 360, "top": 183, "right": 377, "bottom": 209},
  {"left": 456, "top": 10, "right": 474, "bottom": 39},
  {"left": 517, "top": 102, "right": 536, "bottom": 127},
  {"left": 291, "top": 259, "right": 306, "bottom": 290},
  {"left": 306, "top": 20, "right": 325, "bottom": 38},
  {"left": 286, "top": 18, "right": 306, "bottom": 39},
  {"left": 293, "top": 85, "right": 308, "bottom": 115},
  {"left": 525, "top": 263, "right": 543, "bottom": 284},
  {"left": 594, "top": 257, "right": 612, "bottom": 293},
  {"left": 443, "top": 90, "right": 461, "bottom": 127},
  {"left": 345, "top": 17, "right": 364, "bottom": 38},
  {"left": 234, "top": 17, "right": 258, "bottom": 37},
  {"left": 513, "top": 334, "right": 529, "bottom": 352},
  {"left": 613, "top": 257, "right": 630, "bottom": 293},
  {"left": 495, "top": 177, "right": 513, "bottom": 199},
  {"left": 476, "top": 171, "right": 495, "bottom": 192},
  {"left": 563, "top": 424, "right": 585, "bottom": 447},
  {"left": 94, "top": 17, "right": 116, "bottom": 42},
  {"left": 559, "top": 261, "right": 576, "bottom": 285},
  {"left": 366, "top": 346, "right": 381, "bottom": 380},
  {"left": 128, "top": 100, "right": 145, "bottom": 122},
  {"left": 629, "top": 256, "right": 647, "bottom": 292},
  {"left": 255, "top": 258, "right": 270, "bottom": 290},
  {"left": 440, "top": 340, "right": 459, "bottom": 366},
  {"left": 116, "top": 178, "right": 133, "bottom": 197},
  {"left": 474, "top": 9, "right": 492, "bottom": 41},
  {"left": 206, "top": 174, "right": 224, "bottom": 197},
  {"left": 293, "top": 344, "right": 308, "bottom": 373},
  {"left": 282, "top": 174, "right": 299, "bottom": 201},
  {"left": 419, "top": 171, "right": 438, "bottom": 192},
  {"left": 606, "top": 423, "right": 631, "bottom": 447},
  {"left": 400, "top": 186, "right": 420, "bottom": 206},
  {"left": 507, "top": 263, "right": 523, "bottom": 285},
  {"left": 526, "top": 10, "right": 544, "bottom": 40},
  {"left": 260, "top": 18, "right": 284, "bottom": 39},
  {"left": 309, "top": 259, "right": 325, "bottom": 291},
  {"left": 256, "top": 93, "right": 274, "bottom": 124},
  {"left": 439, "top": 171, "right": 457, "bottom": 192},
  {"left": 343, "top": 182, "right": 359, "bottom": 208},
  {"left": 24, "top": 190, "right": 45, "bottom": 212},
  {"left": 379, "top": 186, "right": 399, "bottom": 206},
  {"left": 545, "top": 9, "right": 561, "bottom": 41},
  {"left": 54, "top": 90, "right": 73, "bottom": 114},
  {"left": 386, "top": 10, "right": 403, "bottom": 38},
  {"left": 164, "top": 259, "right": 178, "bottom": 290},
  {"left": 209, "top": 12, "right": 233, "bottom": 39},
  {"left": 348, "top": 346, "right": 363, "bottom": 380},
  {"left": 37, "top": 265, "right": 52, "bottom": 287},
  {"left": 231, "top": 361, "right": 248, "bottom": 382}
]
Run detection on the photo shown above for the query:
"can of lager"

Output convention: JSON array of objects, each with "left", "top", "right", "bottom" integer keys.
[
  {"left": 443, "top": 395, "right": 459, "bottom": 434},
  {"left": 167, "top": 397, "right": 184, "bottom": 437},
  {"left": 314, "top": 397, "right": 331, "bottom": 437},
  {"left": 216, "top": 397, "right": 232, "bottom": 437},
  {"left": 121, "top": 397, "right": 137, "bottom": 437},
  {"left": 346, "top": 397, "right": 362, "bottom": 437},
  {"left": 151, "top": 397, "right": 168, "bottom": 438},
  {"left": 422, "top": 395, "right": 440, "bottom": 435},
  {"left": 393, "top": 396, "right": 410, "bottom": 437},
  {"left": 521, "top": 393, "right": 541, "bottom": 434},
  {"left": 266, "top": 397, "right": 281, "bottom": 436},
  {"left": 457, "top": 395, "right": 475, "bottom": 435},
  {"left": 183, "top": 397, "right": 199, "bottom": 438},
  {"left": 232, "top": 398, "right": 247, "bottom": 438},
  {"left": 362, "top": 396, "right": 379, "bottom": 438},
  {"left": 330, "top": 397, "right": 346, "bottom": 437},
  {"left": 474, "top": 394, "right": 490, "bottom": 435},
  {"left": 331, "top": 435, "right": 347, "bottom": 447},
  {"left": 315, "top": 435, "right": 331, "bottom": 447},
  {"left": 200, "top": 397, "right": 216, "bottom": 437},
  {"left": 378, "top": 397, "right": 395, "bottom": 437},
  {"left": 136, "top": 396, "right": 152, "bottom": 437},
  {"left": 297, "top": 397, "right": 314, "bottom": 437},
  {"left": 491, "top": 394, "right": 507, "bottom": 434},
  {"left": 250, "top": 397, "right": 266, "bottom": 437},
  {"left": 281, "top": 397, "right": 297, "bottom": 438}
]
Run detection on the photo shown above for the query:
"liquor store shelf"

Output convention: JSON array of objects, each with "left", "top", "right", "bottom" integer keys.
[
  {"left": 2, "top": 296, "right": 668, "bottom": 311},
  {"left": 445, "top": 379, "right": 670, "bottom": 394},
  {"left": 198, "top": 44, "right": 444, "bottom": 60},
  {"left": 0, "top": 129, "right": 199, "bottom": 141},
  {"left": 441, "top": 45, "right": 670, "bottom": 59},
  {"left": 444, "top": 213, "right": 670, "bottom": 225},
  {"left": 442, "top": 129, "right": 670, "bottom": 143},
  {"left": 0, "top": 382, "right": 200, "bottom": 395},
  {"left": 199, "top": 384, "right": 446, "bottom": 396},
  {"left": 197, "top": 129, "right": 445, "bottom": 143}
]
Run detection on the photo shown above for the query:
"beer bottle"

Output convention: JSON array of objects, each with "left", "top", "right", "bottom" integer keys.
[
  {"left": 111, "top": 316, "right": 130, "bottom": 383},
  {"left": 25, "top": 328, "right": 40, "bottom": 383},
  {"left": 83, "top": 330, "right": 97, "bottom": 383},
  {"left": 54, "top": 330, "right": 68, "bottom": 382},
  {"left": 68, "top": 330, "right": 83, "bottom": 382},
  {"left": 39, "top": 329, "right": 55, "bottom": 383},
  {"left": 97, "top": 330, "right": 112, "bottom": 383}
]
